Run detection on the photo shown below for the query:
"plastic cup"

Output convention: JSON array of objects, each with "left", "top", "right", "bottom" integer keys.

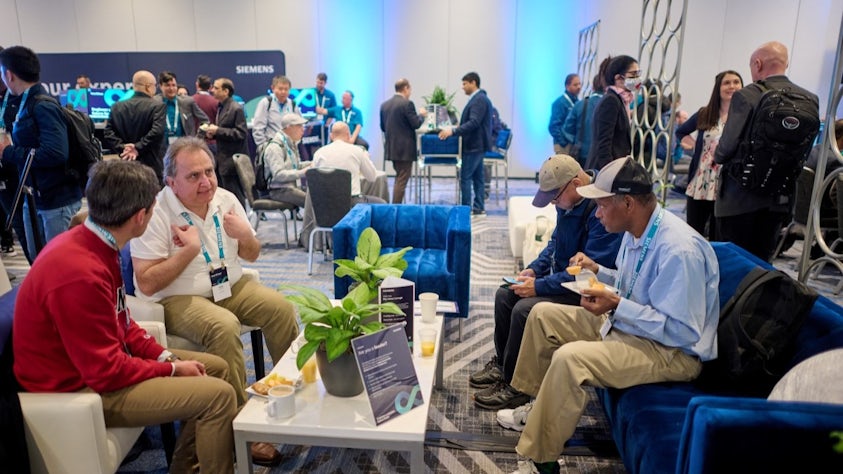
[
  {"left": 419, "top": 328, "right": 437, "bottom": 358},
  {"left": 301, "top": 356, "right": 317, "bottom": 384},
  {"left": 419, "top": 292, "right": 438, "bottom": 323}
]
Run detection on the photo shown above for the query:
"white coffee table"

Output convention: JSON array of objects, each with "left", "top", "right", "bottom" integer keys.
[{"left": 233, "top": 313, "right": 444, "bottom": 473}]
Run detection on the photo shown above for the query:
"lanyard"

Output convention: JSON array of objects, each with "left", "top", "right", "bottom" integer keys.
[
  {"left": 276, "top": 97, "right": 292, "bottom": 115},
  {"left": 85, "top": 219, "right": 131, "bottom": 351},
  {"left": 317, "top": 92, "right": 325, "bottom": 109},
  {"left": 13, "top": 87, "right": 31, "bottom": 126},
  {"left": 562, "top": 93, "right": 574, "bottom": 107},
  {"left": 341, "top": 108, "right": 353, "bottom": 123},
  {"left": 180, "top": 210, "right": 225, "bottom": 267},
  {"left": 617, "top": 207, "right": 664, "bottom": 299},
  {"left": 280, "top": 135, "right": 298, "bottom": 169},
  {"left": 0, "top": 90, "right": 8, "bottom": 125},
  {"left": 165, "top": 99, "right": 180, "bottom": 135}
]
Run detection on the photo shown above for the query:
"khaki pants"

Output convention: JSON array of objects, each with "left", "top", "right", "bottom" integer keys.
[
  {"left": 511, "top": 302, "right": 701, "bottom": 463},
  {"left": 161, "top": 277, "right": 299, "bottom": 405},
  {"left": 99, "top": 350, "right": 237, "bottom": 474}
]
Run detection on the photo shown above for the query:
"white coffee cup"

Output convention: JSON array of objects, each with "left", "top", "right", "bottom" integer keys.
[
  {"left": 266, "top": 385, "right": 295, "bottom": 420},
  {"left": 419, "top": 292, "right": 438, "bottom": 323}
]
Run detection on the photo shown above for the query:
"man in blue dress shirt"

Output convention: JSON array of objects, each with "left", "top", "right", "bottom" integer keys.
[{"left": 498, "top": 157, "right": 720, "bottom": 474}]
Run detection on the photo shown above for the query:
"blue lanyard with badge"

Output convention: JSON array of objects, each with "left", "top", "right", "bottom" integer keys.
[
  {"left": 180, "top": 209, "right": 232, "bottom": 301},
  {"left": 87, "top": 219, "right": 133, "bottom": 354},
  {"left": 165, "top": 99, "right": 180, "bottom": 143},
  {"left": 601, "top": 207, "right": 664, "bottom": 339},
  {"left": 1, "top": 87, "right": 31, "bottom": 145}
]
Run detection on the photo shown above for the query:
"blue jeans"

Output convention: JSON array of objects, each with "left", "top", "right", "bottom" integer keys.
[
  {"left": 460, "top": 152, "right": 485, "bottom": 212},
  {"left": 23, "top": 199, "right": 81, "bottom": 257}
]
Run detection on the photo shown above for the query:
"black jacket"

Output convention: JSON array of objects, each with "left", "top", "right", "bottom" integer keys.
[
  {"left": 586, "top": 89, "right": 631, "bottom": 170},
  {"left": 213, "top": 97, "right": 249, "bottom": 176},
  {"left": 1, "top": 84, "right": 82, "bottom": 210},
  {"left": 103, "top": 91, "right": 167, "bottom": 181},
  {"left": 453, "top": 89, "right": 492, "bottom": 155},
  {"left": 380, "top": 94, "right": 424, "bottom": 162}
]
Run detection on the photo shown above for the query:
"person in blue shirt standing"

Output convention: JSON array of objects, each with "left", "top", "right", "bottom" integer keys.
[
  {"left": 471, "top": 155, "right": 622, "bottom": 411},
  {"left": 497, "top": 157, "right": 720, "bottom": 474},
  {"left": 548, "top": 73, "right": 581, "bottom": 154}
]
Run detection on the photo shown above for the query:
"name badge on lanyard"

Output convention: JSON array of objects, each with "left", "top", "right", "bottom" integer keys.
[
  {"left": 181, "top": 210, "right": 232, "bottom": 301},
  {"left": 210, "top": 265, "right": 232, "bottom": 301}
]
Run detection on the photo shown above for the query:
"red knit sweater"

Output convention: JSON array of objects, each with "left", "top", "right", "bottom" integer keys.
[{"left": 14, "top": 225, "right": 172, "bottom": 393}]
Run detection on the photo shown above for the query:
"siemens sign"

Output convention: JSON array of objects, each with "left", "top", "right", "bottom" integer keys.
[{"left": 38, "top": 50, "right": 285, "bottom": 104}]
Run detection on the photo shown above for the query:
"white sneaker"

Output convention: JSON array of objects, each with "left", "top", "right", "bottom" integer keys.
[
  {"left": 497, "top": 400, "right": 532, "bottom": 432},
  {"left": 510, "top": 457, "right": 539, "bottom": 474}
]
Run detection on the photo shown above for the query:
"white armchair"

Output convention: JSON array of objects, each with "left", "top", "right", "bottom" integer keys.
[{"left": 19, "top": 321, "right": 168, "bottom": 474}]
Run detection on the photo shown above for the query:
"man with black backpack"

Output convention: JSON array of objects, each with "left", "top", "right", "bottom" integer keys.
[
  {"left": 0, "top": 46, "right": 82, "bottom": 258},
  {"left": 714, "top": 41, "right": 820, "bottom": 261}
]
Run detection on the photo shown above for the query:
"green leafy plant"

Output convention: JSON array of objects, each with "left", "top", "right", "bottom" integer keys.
[
  {"left": 422, "top": 85, "right": 458, "bottom": 117},
  {"left": 333, "top": 227, "right": 412, "bottom": 295},
  {"left": 281, "top": 282, "right": 401, "bottom": 370}
]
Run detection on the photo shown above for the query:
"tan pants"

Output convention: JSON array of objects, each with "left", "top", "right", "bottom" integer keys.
[
  {"left": 161, "top": 277, "right": 299, "bottom": 405},
  {"left": 99, "top": 350, "right": 237, "bottom": 474},
  {"left": 511, "top": 302, "right": 702, "bottom": 463}
]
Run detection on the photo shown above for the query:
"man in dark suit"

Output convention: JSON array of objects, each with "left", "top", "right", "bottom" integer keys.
[
  {"left": 155, "top": 71, "right": 209, "bottom": 154},
  {"left": 439, "top": 72, "right": 493, "bottom": 216},
  {"left": 714, "top": 41, "right": 819, "bottom": 261},
  {"left": 204, "top": 77, "right": 248, "bottom": 209},
  {"left": 380, "top": 78, "right": 426, "bottom": 203},
  {"left": 103, "top": 70, "right": 167, "bottom": 182}
]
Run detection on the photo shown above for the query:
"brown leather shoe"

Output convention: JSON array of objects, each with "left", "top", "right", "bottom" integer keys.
[{"left": 250, "top": 442, "right": 282, "bottom": 467}]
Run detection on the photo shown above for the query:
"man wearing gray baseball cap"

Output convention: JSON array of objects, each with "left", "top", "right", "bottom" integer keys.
[
  {"left": 498, "top": 156, "right": 720, "bottom": 474},
  {"left": 472, "top": 154, "right": 621, "bottom": 411}
]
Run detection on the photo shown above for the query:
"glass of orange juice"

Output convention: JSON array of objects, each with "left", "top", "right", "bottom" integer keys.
[
  {"left": 301, "top": 356, "right": 318, "bottom": 383},
  {"left": 419, "top": 328, "right": 437, "bottom": 358}
]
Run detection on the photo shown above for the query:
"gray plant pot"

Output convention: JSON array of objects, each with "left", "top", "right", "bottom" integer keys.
[{"left": 315, "top": 348, "right": 364, "bottom": 397}]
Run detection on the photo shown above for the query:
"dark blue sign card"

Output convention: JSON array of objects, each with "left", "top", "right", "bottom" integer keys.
[
  {"left": 352, "top": 324, "right": 423, "bottom": 425},
  {"left": 379, "top": 276, "right": 414, "bottom": 346}
]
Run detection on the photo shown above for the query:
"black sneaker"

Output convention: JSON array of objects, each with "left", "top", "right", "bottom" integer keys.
[
  {"left": 474, "top": 382, "right": 530, "bottom": 410},
  {"left": 471, "top": 209, "right": 486, "bottom": 217},
  {"left": 1, "top": 246, "right": 16, "bottom": 257},
  {"left": 469, "top": 356, "right": 503, "bottom": 388}
]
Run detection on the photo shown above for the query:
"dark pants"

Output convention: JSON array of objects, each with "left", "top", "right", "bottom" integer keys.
[
  {"left": 717, "top": 209, "right": 789, "bottom": 262},
  {"left": 460, "top": 152, "right": 485, "bottom": 212},
  {"left": 685, "top": 197, "right": 717, "bottom": 240},
  {"left": 391, "top": 160, "right": 414, "bottom": 204},
  {"left": 493, "top": 285, "right": 581, "bottom": 382}
]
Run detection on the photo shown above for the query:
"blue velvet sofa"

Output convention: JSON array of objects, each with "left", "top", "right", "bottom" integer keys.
[
  {"left": 597, "top": 242, "right": 843, "bottom": 473},
  {"left": 333, "top": 204, "right": 471, "bottom": 318}
]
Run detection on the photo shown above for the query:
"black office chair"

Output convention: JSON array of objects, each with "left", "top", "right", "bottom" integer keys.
[
  {"left": 232, "top": 154, "right": 298, "bottom": 248},
  {"left": 305, "top": 167, "right": 352, "bottom": 275}
]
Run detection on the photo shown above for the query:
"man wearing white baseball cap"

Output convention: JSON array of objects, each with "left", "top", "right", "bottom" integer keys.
[{"left": 498, "top": 156, "right": 720, "bottom": 474}]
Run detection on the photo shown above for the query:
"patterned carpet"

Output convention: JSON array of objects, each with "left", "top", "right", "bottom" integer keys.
[{"left": 6, "top": 176, "right": 841, "bottom": 473}]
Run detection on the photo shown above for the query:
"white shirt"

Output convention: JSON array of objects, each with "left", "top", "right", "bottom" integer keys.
[
  {"left": 130, "top": 186, "right": 254, "bottom": 302},
  {"left": 311, "top": 140, "right": 378, "bottom": 196}
]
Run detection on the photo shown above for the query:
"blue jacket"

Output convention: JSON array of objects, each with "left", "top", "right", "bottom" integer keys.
[
  {"left": 527, "top": 197, "right": 622, "bottom": 296},
  {"left": 453, "top": 89, "right": 492, "bottom": 154},
  {"left": 1, "top": 84, "right": 81, "bottom": 210},
  {"left": 549, "top": 91, "right": 578, "bottom": 147},
  {"left": 562, "top": 92, "right": 602, "bottom": 164}
]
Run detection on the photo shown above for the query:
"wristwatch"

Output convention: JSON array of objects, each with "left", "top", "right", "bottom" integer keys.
[{"left": 165, "top": 353, "right": 180, "bottom": 363}]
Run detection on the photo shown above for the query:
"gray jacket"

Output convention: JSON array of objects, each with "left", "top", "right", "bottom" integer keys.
[{"left": 264, "top": 130, "right": 305, "bottom": 189}]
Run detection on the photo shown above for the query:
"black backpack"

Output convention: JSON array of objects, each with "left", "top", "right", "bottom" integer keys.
[
  {"left": 702, "top": 267, "right": 818, "bottom": 395},
  {"left": 254, "top": 137, "right": 286, "bottom": 193},
  {"left": 31, "top": 96, "right": 103, "bottom": 192},
  {"left": 728, "top": 81, "right": 819, "bottom": 196}
]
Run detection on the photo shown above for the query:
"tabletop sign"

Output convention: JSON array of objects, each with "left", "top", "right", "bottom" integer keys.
[
  {"left": 379, "top": 276, "right": 415, "bottom": 346},
  {"left": 352, "top": 324, "right": 424, "bottom": 426}
]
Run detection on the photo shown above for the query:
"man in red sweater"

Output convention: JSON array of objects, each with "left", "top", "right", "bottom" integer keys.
[{"left": 13, "top": 160, "right": 237, "bottom": 473}]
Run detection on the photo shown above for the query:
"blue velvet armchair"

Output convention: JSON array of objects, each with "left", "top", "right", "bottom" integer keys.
[{"left": 333, "top": 204, "right": 471, "bottom": 319}]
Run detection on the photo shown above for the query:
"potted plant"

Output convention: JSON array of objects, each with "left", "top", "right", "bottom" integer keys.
[
  {"left": 279, "top": 227, "right": 413, "bottom": 397},
  {"left": 280, "top": 282, "right": 400, "bottom": 397},
  {"left": 333, "top": 227, "right": 412, "bottom": 296},
  {"left": 422, "top": 85, "right": 459, "bottom": 128}
]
